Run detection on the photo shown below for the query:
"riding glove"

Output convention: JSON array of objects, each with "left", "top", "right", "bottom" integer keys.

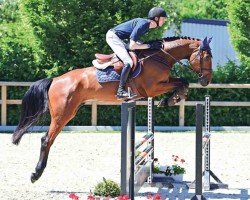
[{"left": 148, "top": 41, "right": 163, "bottom": 50}]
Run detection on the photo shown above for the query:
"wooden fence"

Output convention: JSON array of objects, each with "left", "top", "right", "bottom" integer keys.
[{"left": 1, "top": 82, "right": 250, "bottom": 126}]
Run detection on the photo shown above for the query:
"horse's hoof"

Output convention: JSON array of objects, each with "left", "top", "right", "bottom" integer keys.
[{"left": 30, "top": 173, "right": 38, "bottom": 183}]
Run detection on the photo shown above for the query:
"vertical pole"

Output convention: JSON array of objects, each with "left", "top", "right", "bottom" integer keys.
[
  {"left": 120, "top": 102, "right": 136, "bottom": 200},
  {"left": 195, "top": 104, "right": 203, "bottom": 197},
  {"left": 179, "top": 99, "right": 185, "bottom": 126},
  {"left": 204, "top": 95, "right": 211, "bottom": 190},
  {"left": 121, "top": 103, "right": 129, "bottom": 195},
  {"left": 1, "top": 85, "right": 7, "bottom": 126},
  {"left": 91, "top": 101, "right": 98, "bottom": 126},
  {"left": 147, "top": 98, "right": 154, "bottom": 183},
  {"left": 191, "top": 104, "right": 206, "bottom": 200},
  {"left": 128, "top": 105, "right": 135, "bottom": 200}
]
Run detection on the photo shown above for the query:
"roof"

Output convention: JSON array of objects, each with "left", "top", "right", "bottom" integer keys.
[{"left": 183, "top": 18, "right": 230, "bottom": 26}]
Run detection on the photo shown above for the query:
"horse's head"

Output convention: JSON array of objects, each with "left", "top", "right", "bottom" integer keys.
[{"left": 189, "top": 37, "right": 213, "bottom": 86}]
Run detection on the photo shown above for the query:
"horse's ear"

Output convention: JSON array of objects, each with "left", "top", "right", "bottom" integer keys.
[
  {"left": 208, "top": 37, "right": 213, "bottom": 44},
  {"left": 189, "top": 43, "right": 199, "bottom": 49},
  {"left": 203, "top": 37, "right": 208, "bottom": 45}
]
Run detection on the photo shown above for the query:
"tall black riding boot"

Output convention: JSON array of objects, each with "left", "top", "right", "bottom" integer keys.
[{"left": 117, "top": 63, "right": 132, "bottom": 99}]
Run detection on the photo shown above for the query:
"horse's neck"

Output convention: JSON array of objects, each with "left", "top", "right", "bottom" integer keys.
[{"left": 163, "top": 40, "right": 199, "bottom": 62}]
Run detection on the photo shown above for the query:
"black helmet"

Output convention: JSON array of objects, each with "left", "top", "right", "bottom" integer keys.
[{"left": 148, "top": 7, "right": 167, "bottom": 19}]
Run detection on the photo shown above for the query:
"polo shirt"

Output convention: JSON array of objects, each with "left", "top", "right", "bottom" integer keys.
[{"left": 113, "top": 18, "right": 150, "bottom": 42}]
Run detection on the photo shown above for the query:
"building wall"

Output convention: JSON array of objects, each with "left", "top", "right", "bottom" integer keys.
[{"left": 164, "top": 19, "right": 239, "bottom": 68}]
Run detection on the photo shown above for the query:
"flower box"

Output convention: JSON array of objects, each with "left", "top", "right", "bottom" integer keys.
[
  {"left": 153, "top": 173, "right": 183, "bottom": 182},
  {"left": 153, "top": 155, "right": 186, "bottom": 182}
]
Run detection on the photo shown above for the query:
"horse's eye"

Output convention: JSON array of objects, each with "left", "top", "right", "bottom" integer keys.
[{"left": 204, "top": 55, "right": 210, "bottom": 60}]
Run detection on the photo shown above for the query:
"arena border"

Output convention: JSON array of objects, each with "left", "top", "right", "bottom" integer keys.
[{"left": 0, "top": 126, "right": 250, "bottom": 132}]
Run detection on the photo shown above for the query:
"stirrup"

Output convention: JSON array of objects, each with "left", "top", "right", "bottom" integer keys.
[
  {"left": 116, "top": 91, "right": 130, "bottom": 99},
  {"left": 116, "top": 87, "right": 136, "bottom": 100}
]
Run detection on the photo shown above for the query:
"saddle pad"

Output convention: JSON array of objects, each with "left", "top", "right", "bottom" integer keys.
[{"left": 96, "top": 63, "right": 142, "bottom": 83}]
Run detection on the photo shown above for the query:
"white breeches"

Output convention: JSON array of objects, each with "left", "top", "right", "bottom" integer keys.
[{"left": 106, "top": 30, "right": 133, "bottom": 67}]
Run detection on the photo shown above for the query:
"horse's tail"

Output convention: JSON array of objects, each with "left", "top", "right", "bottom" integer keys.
[{"left": 12, "top": 78, "right": 53, "bottom": 145}]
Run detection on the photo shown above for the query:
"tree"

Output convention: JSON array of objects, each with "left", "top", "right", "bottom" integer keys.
[
  {"left": 227, "top": 0, "right": 250, "bottom": 66},
  {"left": 0, "top": 0, "right": 45, "bottom": 81},
  {"left": 172, "top": 0, "right": 228, "bottom": 20},
  {"left": 1, "top": 0, "right": 180, "bottom": 80}
]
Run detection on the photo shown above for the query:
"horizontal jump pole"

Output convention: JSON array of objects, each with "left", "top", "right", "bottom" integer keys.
[
  {"left": 135, "top": 146, "right": 153, "bottom": 167},
  {"left": 135, "top": 132, "right": 154, "bottom": 150}
]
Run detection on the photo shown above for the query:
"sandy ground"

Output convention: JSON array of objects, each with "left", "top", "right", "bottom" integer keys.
[{"left": 0, "top": 131, "right": 250, "bottom": 200}]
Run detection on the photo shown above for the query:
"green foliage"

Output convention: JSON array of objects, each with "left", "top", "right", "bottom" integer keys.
[
  {"left": 153, "top": 164, "right": 185, "bottom": 176},
  {"left": 19, "top": 0, "right": 176, "bottom": 77},
  {"left": 153, "top": 165, "right": 161, "bottom": 173},
  {"left": 170, "top": 164, "right": 186, "bottom": 175},
  {"left": 173, "top": 0, "right": 228, "bottom": 20},
  {"left": 0, "top": 0, "right": 19, "bottom": 23},
  {"left": 213, "top": 61, "right": 250, "bottom": 83},
  {"left": 0, "top": 0, "right": 181, "bottom": 80},
  {"left": 0, "top": 0, "right": 249, "bottom": 127},
  {"left": 94, "top": 178, "right": 121, "bottom": 198},
  {"left": 0, "top": 0, "right": 46, "bottom": 81},
  {"left": 227, "top": 0, "right": 250, "bottom": 66}
]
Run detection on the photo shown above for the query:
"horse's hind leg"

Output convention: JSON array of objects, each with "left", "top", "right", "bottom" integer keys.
[
  {"left": 31, "top": 131, "right": 49, "bottom": 183},
  {"left": 31, "top": 100, "right": 82, "bottom": 183},
  {"left": 158, "top": 77, "right": 189, "bottom": 107},
  {"left": 30, "top": 120, "right": 64, "bottom": 183}
]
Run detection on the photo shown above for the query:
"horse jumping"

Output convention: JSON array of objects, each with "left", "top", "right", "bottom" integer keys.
[{"left": 12, "top": 36, "right": 213, "bottom": 183}]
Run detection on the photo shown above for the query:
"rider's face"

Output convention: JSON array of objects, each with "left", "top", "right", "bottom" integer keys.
[{"left": 158, "top": 17, "right": 166, "bottom": 27}]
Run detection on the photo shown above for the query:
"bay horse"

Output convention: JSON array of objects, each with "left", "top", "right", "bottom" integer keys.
[{"left": 12, "top": 36, "right": 212, "bottom": 183}]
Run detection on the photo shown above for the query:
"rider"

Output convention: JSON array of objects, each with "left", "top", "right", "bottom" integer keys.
[{"left": 106, "top": 7, "right": 167, "bottom": 99}]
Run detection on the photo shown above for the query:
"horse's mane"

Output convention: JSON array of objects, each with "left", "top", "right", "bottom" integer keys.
[{"left": 162, "top": 36, "right": 201, "bottom": 42}]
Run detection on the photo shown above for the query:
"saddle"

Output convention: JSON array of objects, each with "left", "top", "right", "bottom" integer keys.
[{"left": 92, "top": 52, "right": 138, "bottom": 74}]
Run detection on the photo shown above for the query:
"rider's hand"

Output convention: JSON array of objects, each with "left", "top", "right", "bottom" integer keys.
[{"left": 148, "top": 41, "right": 163, "bottom": 50}]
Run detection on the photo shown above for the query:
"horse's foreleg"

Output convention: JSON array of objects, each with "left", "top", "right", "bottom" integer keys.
[{"left": 157, "top": 77, "right": 189, "bottom": 107}]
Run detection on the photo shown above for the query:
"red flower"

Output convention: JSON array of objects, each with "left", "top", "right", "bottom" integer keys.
[
  {"left": 153, "top": 194, "right": 162, "bottom": 200},
  {"left": 69, "top": 193, "right": 80, "bottom": 200},
  {"left": 146, "top": 194, "right": 162, "bottom": 199},
  {"left": 117, "top": 195, "right": 130, "bottom": 200},
  {"left": 87, "top": 194, "right": 95, "bottom": 200},
  {"left": 180, "top": 159, "right": 185, "bottom": 163}
]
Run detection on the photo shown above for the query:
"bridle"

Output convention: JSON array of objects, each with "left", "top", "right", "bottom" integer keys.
[{"left": 187, "top": 47, "right": 213, "bottom": 78}]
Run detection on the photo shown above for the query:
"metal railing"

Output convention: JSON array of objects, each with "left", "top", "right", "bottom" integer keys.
[{"left": 1, "top": 82, "right": 250, "bottom": 126}]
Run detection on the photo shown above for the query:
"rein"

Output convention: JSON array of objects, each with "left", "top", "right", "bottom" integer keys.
[
  {"left": 160, "top": 47, "right": 212, "bottom": 78},
  {"left": 136, "top": 42, "right": 212, "bottom": 78},
  {"left": 137, "top": 51, "right": 161, "bottom": 62}
]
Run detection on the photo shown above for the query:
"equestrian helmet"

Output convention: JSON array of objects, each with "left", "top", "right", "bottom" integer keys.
[{"left": 148, "top": 7, "right": 167, "bottom": 19}]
